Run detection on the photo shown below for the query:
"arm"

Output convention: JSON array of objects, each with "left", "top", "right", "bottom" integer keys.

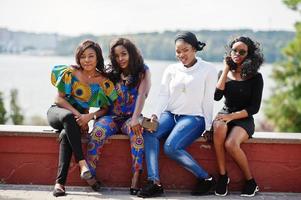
[
  {"left": 215, "top": 74, "right": 264, "bottom": 122},
  {"left": 130, "top": 70, "right": 151, "bottom": 135},
  {"left": 55, "top": 91, "right": 108, "bottom": 129},
  {"left": 245, "top": 74, "right": 264, "bottom": 115},
  {"left": 215, "top": 110, "right": 249, "bottom": 123},
  {"left": 202, "top": 67, "right": 218, "bottom": 130},
  {"left": 75, "top": 106, "right": 109, "bottom": 127},
  {"left": 55, "top": 92, "right": 81, "bottom": 116},
  {"left": 215, "top": 59, "right": 230, "bottom": 101},
  {"left": 152, "top": 66, "right": 172, "bottom": 120}
]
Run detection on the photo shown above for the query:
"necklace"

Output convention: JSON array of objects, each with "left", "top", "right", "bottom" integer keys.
[
  {"left": 182, "top": 85, "right": 186, "bottom": 93},
  {"left": 181, "top": 80, "right": 187, "bottom": 93},
  {"left": 85, "top": 71, "right": 97, "bottom": 79}
]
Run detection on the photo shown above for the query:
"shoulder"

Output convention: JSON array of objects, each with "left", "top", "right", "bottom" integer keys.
[
  {"left": 197, "top": 58, "right": 217, "bottom": 75},
  {"left": 251, "top": 72, "right": 263, "bottom": 82},
  {"left": 142, "top": 64, "right": 151, "bottom": 75},
  {"left": 143, "top": 64, "right": 150, "bottom": 71},
  {"left": 51, "top": 65, "right": 79, "bottom": 76},
  {"left": 51, "top": 65, "right": 78, "bottom": 86},
  {"left": 248, "top": 73, "right": 263, "bottom": 87},
  {"left": 166, "top": 62, "right": 179, "bottom": 73},
  {"left": 99, "top": 77, "right": 115, "bottom": 94}
]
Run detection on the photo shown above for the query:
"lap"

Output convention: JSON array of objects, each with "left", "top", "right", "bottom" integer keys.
[
  {"left": 166, "top": 115, "right": 205, "bottom": 148},
  {"left": 47, "top": 105, "right": 74, "bottom": 130},
  {"left": 227, "top": 126, "right": 249, "bottom": 144},
  {"left": 92, "top": 115, "right": 119, "bottom": 137},
  {"left": 143, "top": 112, "right": 175, "bottom": 139}
]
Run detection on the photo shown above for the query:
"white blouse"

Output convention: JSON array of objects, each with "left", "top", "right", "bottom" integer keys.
[{"left": 154, "top": 57, "right": 217, "bottom": 130}]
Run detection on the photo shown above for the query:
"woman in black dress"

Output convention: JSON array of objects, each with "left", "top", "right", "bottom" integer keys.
[{"left": 213, "top": 36, "right": 264, "bottom": 197}]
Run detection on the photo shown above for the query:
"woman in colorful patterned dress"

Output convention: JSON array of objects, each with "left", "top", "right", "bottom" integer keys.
[
  {"left": 47, "top": 40, "right": 117, "bottom": 197},
  {"left": 87, "top": 38, "right": 151, "bottom": 195}
]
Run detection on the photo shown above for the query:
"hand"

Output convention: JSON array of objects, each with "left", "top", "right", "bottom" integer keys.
[
  {"left": 149, "top": 114, "right": 159, "bottom": 133},
  {"left": 81, "top": 124, "right": 89, "bottom": 134},
  {"left": 151, "top": 114, "right": 158, "bottom": 121},
  {"left": 75, "top": 113, "right": 91, "bottom": 127},
  {"left": 130, "top": 118, "right": 143, "bottom": 136},
  {"left": 223, "top": 57, "right": 231, "bottom": 73},
  {"left": 203, "top": 130, "right": 213, "bottom": 143},
  {"left": 215, "top": 113, "right": 232, "bottom": 123}
]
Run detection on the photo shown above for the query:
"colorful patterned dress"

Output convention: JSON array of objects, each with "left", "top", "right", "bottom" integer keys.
[
  {"left": 51, "top": 65, "right": 117, "bottom": 111},
  {"left": 87, "top": 70, "right": 147, "bottom": 176}
]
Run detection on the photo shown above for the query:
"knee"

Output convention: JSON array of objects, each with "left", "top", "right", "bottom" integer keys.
[
  {"left": 62, "top": 112, "right": 76, "bottom": 124},
  {"left": 90, "top": 124, "right": 107, "bottom": 142},
  {"left": 59, "top": 131, "right": 68, "bottom": 144},
  {"left": 213, "top": 120, "right": 227, "bottom": 134},
  {"left": 164, "top": 142, "right": 177, "bottom": 157},
  {"left": 213, "top": 121, "right": 227, "bottom": 141},
  {"left": 224, "top": 139, "right": 239, "bottom": 154},
  {"left": 143, "top": 132, "right": 156, "bottom": 141}
]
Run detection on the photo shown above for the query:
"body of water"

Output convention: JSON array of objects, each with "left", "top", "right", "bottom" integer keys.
[{"left": 0, "top": 54, "right": 273, "bottom": 125}]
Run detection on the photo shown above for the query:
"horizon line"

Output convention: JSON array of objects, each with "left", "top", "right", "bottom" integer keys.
[{"left": 0, "top": 26, "right": 296, "bottom": 37}]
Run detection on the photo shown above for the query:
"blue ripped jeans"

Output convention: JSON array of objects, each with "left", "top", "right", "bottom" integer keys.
[{"left": 143, "top": 111, "right": 209, "bottom": 182}]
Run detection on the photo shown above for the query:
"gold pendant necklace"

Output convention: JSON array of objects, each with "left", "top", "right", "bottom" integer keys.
[{"left": 182, "top": 83, "right": 186, "bottom": 93}]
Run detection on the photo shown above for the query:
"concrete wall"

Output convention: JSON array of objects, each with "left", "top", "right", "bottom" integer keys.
[{"left": 0, "top": 125, "right": 300, "bottom": 192}]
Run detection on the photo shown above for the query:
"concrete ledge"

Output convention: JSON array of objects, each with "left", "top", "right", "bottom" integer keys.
[
  {"left": 1, "top": 125, "right": 300, "bottom": 143},
  {"left": 0, "top": 125, "right": 301, "bottom": 192}
]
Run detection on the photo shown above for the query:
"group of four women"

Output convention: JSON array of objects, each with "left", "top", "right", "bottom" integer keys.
[{"left": 47, "top": 31, "right": 264, "bottom": 198}]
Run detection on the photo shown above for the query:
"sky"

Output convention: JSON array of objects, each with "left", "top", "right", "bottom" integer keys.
[{"left": 0, "top": 0, "right": 300, "bottom": 36}]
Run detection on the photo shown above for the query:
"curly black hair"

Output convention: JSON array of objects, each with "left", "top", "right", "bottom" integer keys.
[
  {"left": 226, "top": 36, "right": 264, "bottom": 79},
  {"left": 107, "top": 38, "right": 145, "bottom": 88}
]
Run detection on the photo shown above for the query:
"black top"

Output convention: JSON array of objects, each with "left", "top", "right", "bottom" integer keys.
[{"left": 214, "top": 72, "right": 264, "bottom": 116}]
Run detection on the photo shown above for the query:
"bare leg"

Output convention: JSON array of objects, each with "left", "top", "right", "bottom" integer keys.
[
  {"left": 131, "top": 171, "right": 140, "bottom": 189},
  {"left": 225, "top": 126, "right": 252, "bottom": 180},
  {"left": 213, "top": 120, "right": 228, "bottom": 175}
]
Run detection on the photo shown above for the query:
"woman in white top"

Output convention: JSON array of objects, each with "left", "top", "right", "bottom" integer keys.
[{"left": 138, "top": 31, "right": 217, "bottom": 198}]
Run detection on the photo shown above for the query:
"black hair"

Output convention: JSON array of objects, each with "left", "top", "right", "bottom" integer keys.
[
  {"left": 175, "top": 31, "right": 206, "bottom": 51},
  {"left": 227, "top": 36, "right": 264, "bottom": 79},
  {"left": 108, "top": 38, "right": 145, "bottom": 88}
]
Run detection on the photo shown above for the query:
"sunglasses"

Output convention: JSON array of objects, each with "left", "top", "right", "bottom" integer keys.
[{"left": 231, "top": 48, "right": 247, "bottom": 56}]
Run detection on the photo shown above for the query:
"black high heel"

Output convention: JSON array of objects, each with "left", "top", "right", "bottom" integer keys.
[
  {"left": 130, "top": 187, "right": 140, "bottom": 195},
  {"left": 86, "top": 177, "right": 102, "bottom": 192},
  {"left": 52, "top": 185, "right": 65, "bottom": 197},
  {"left": 91, "top": 180, "right": 102, "bottom": 192}
]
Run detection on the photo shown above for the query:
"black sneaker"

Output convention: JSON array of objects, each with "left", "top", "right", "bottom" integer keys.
[
  {"left": 191, "top": 177, "right": 215, "bottom": 196},
  {"left": 137, "top": 180, "right": 164, "bottom": 198},
  {"left": 215, "top": 174, "right": 230, "bottom": 196},
  {"left": 241, "top": 178, "right": 259, "bottom": 197}
]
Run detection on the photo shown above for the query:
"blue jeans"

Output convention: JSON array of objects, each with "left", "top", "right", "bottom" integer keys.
[{"left": 143, "top": 111, "right": 209, "bottom": 182}]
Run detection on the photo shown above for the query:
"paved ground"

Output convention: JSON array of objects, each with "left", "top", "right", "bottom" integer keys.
[{"left": 1, "top": 184, "right": 301, "bottom": 200}]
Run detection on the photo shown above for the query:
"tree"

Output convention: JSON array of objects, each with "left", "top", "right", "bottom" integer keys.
[
  {"left": 0, "top": 91, "right": 7, "bottom": 124},
  {"left": 264, "top": 0, "right": 301, "bottom": 132},
  {"left": 10, "top": 89, "right": 24, "bottom": 125}
]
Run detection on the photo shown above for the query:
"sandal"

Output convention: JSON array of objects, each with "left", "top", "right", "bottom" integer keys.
[
  {"left": 80, "top": 169, "right": 92, "bottom": 180},
  {"left": 52, "top": 184, "right": 65, "bottom": 197}
]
